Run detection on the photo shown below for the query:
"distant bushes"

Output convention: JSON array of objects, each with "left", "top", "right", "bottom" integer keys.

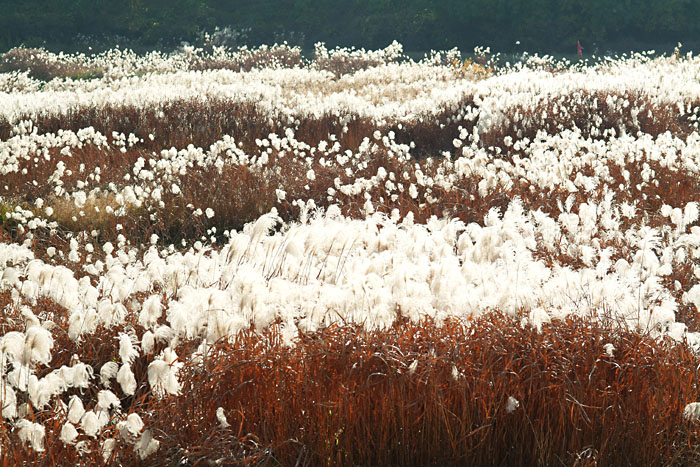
[{"left": 1, "top": 0, "right": 699, "bottom": 53}]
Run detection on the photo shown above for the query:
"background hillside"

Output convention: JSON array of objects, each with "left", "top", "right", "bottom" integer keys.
[{"left": 1, "top": 0, "right": 699, "bottom": 54}]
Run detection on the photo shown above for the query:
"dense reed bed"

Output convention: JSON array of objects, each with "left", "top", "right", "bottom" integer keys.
[{"left": 2, "top": 43, "right": 700, "bottom": 464}]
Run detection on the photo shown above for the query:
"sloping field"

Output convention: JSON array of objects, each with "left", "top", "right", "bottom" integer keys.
[{"left": 2, "top": 43, "right": 700, "bottom": 465}]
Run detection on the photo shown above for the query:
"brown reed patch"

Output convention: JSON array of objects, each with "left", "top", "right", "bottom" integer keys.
[
  {"left": 135, "top": 314, "right": 700, "bottom": 465},
  {"left": 0, "top": 48, "right": 104, "bottom": 81},
  {"left": 0, "top": 97, "right": 474, "bottom": 159},
  {"left": 481, "top": 90, "right": 693, "bottom": 153},
  {"left": 2, "top": 299, "right": 700, "bottom": 464}
]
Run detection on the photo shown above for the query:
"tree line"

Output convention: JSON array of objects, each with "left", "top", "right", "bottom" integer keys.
[{"left": 1, "top": 0, "right": 698, "bottom": 53}]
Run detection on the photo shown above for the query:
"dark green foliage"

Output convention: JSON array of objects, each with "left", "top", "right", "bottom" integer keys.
[
  {"left": 0, "top": 1, "right": 699, "bottom": 56},
  {"left": 0, "top": 0, "right": 212, "bottom": 51}
]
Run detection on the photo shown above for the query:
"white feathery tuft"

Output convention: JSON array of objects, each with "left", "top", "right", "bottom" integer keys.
[
  {"left": 59, "top": 422, "right": 79, "bottom": 445},
  {"left": 141, "top": 331, "right": 155, "bottom": 355},
  {"left": 0, "top": 382, "right": 17, "bottom": 419},
  {"left": 118, "top": 333, "right": 139, "bottom": 366},
  {"left": 139, "top": 294, "right": 162, "bottom": 329},
  {"left": 117, "top": 364, "right": 137, "bottom": 396},
  {"left": 102, "top": 438, "right": 117, "bottom": 463},
  {"left": 67, "top": 395, "right": 85, "bottom": 425},
  {"left": 684, "top": 402, "right": 700, "bottom": 421},
  {"left": 97, "top": 389, "right": 121, "bottom": 412},
  {"left": 147, "top": 359, "right": 180, "bottom": 398},
  {"left": 505, "top": 396, "right": 520, "bottom": 414},
  {"left": 23, "top": 326, "right": 54, "bottom": 366},
  {"left": 100, "top": 361, "right": 119, "bottom": 386},
  {"left": 216, "top": 407, "right": 230, "bottom": 428},
  {"left": 135, "top": 429, "right": 160, "bottom": 459},
  {"left": 16, "top": 419, "right": 45, "bottom": 452},
  {"left": 117, "top": 413, "right": 144, "bottom": 444}
]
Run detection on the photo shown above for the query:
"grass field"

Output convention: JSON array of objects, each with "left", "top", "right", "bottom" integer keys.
[{"left": 2, "top": 42, "right": 700, "bottom": 465}]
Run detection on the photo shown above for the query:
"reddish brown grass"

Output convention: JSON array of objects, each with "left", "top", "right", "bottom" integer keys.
[
  {"left": 5, "top": 54, "right": 700, "bottom": 467},
  {"left": 481, "top": 90, "right": 693, "bottom": 153},
  {"left": 4, "top": 313, "right": 698, "bottom": 465}
]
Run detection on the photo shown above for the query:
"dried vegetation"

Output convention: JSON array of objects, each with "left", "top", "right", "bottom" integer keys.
[{"left": 2, "top": 44, "right": 700, "bottom": 465}]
